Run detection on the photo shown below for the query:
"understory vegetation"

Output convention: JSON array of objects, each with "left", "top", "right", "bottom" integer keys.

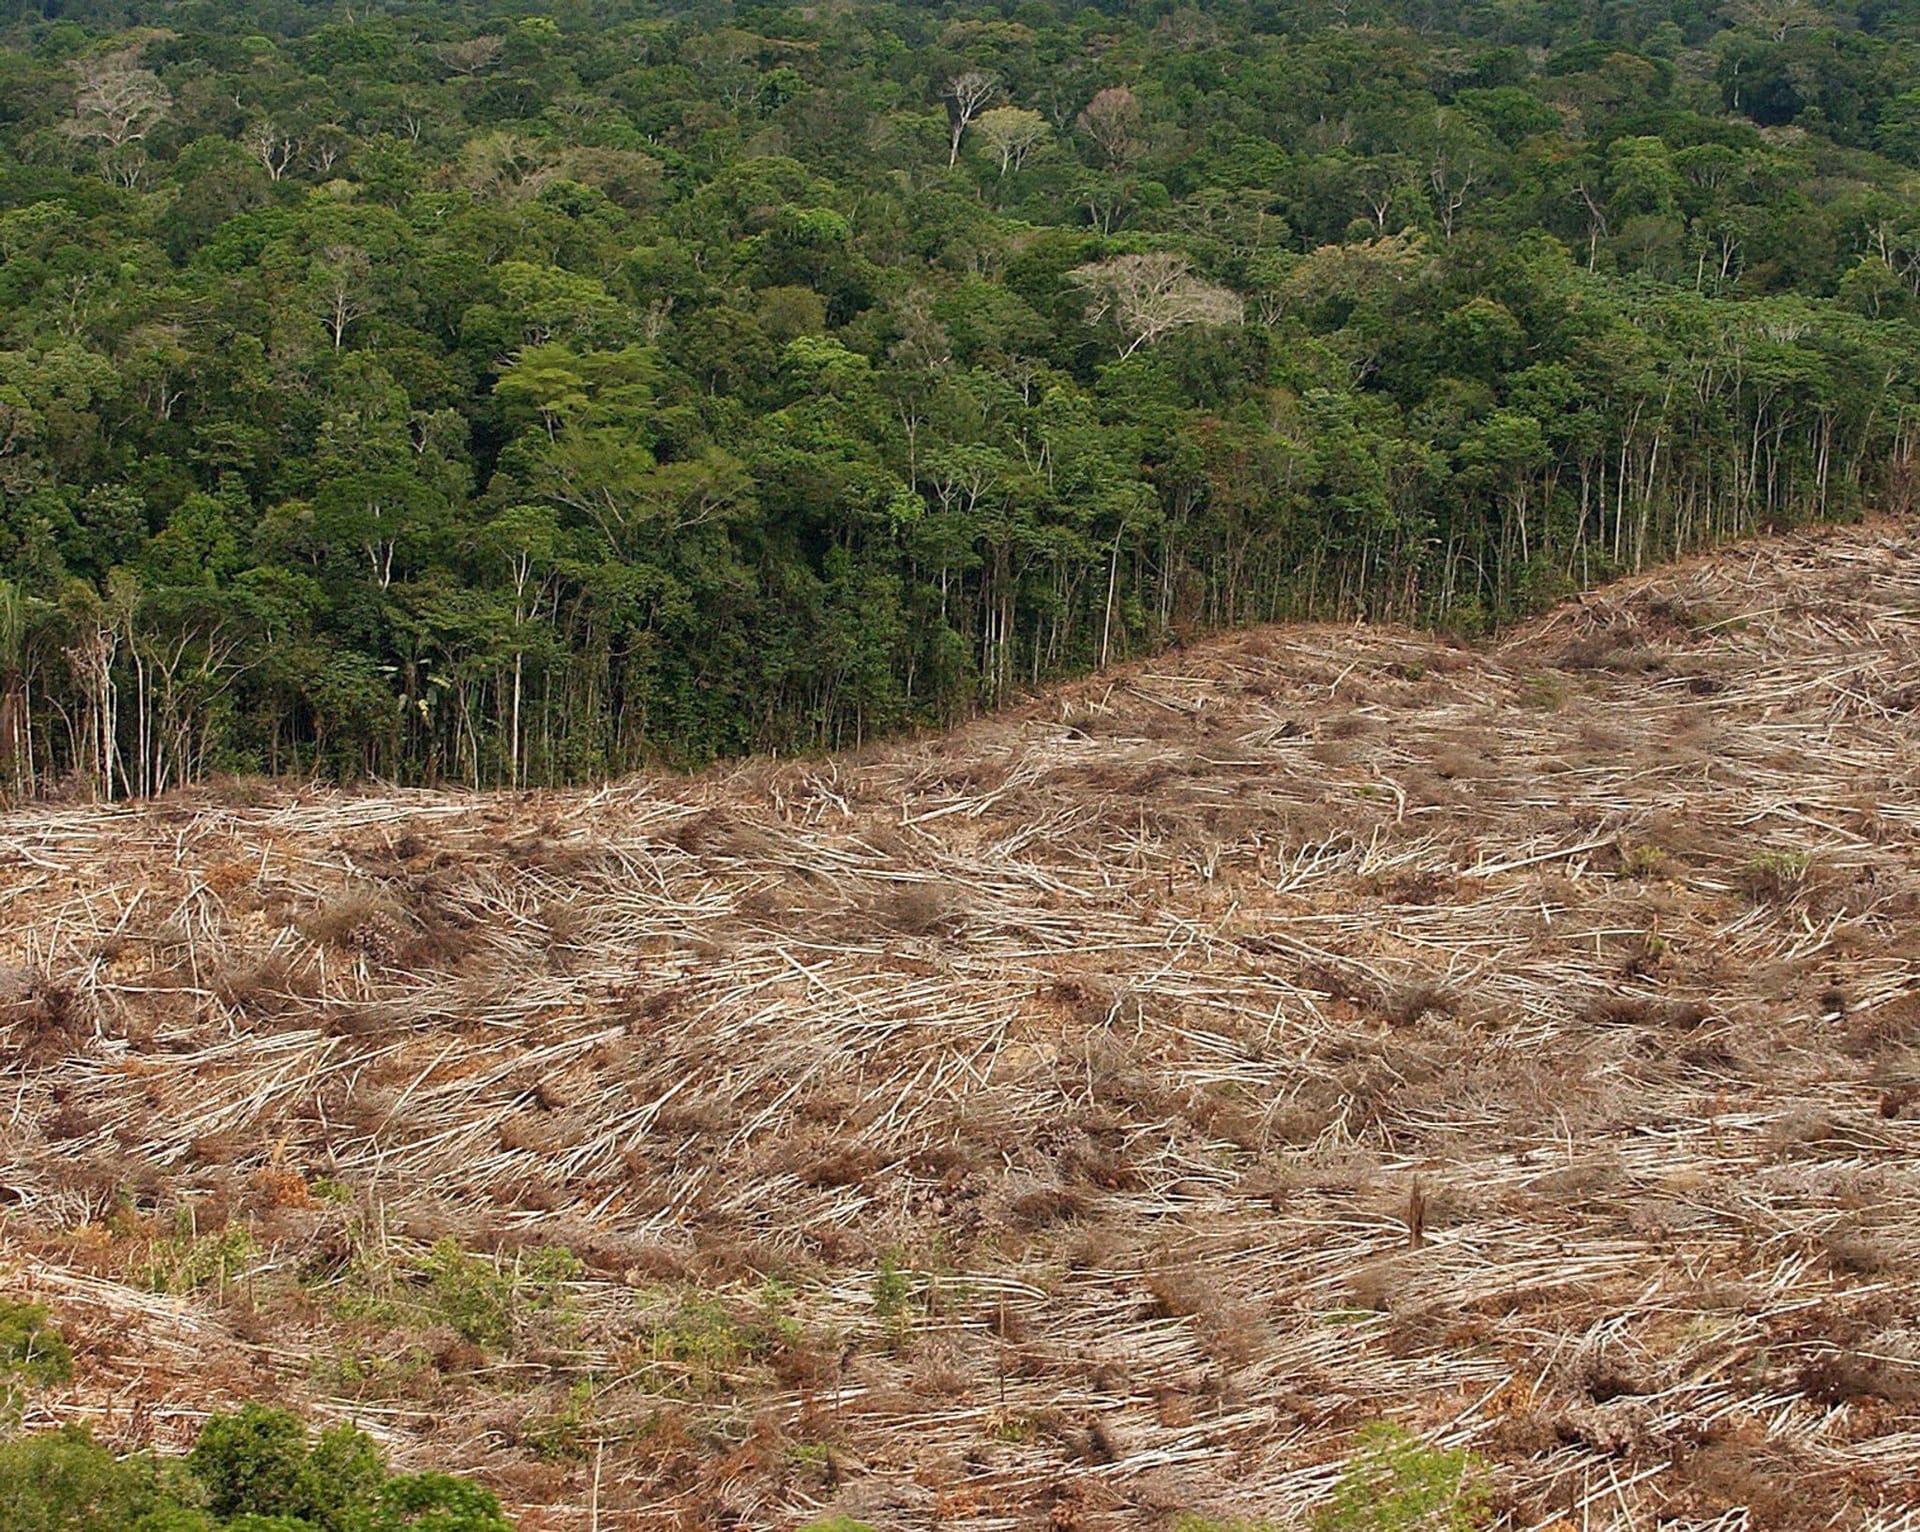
[{"left": 0, "top": 0, "right": 1916, "bottom": 788}]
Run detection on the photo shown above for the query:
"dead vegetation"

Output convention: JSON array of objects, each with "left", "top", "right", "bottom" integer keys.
[{"left": 2, "top": 523, "right": 1919, "bottom": 1530}]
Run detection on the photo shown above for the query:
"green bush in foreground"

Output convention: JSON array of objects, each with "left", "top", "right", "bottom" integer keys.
[
  {"left": 1, "top": 1301, "right": 73, "bottom": 1424},
  {"left": 0, "top": 1405, "right": 513, "bottom": 1532},
  {"left": 0, "top": 1302, "right": 73, "bottom": 1388},
  {"left": 1314, "top": 1424, "right": 1490, "bottom": 1532},
  {"left": 1174, "top": 1423, "right": 1490, "bottom": 1532}
]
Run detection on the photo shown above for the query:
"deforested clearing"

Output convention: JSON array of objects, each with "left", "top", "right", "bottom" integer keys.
[{"left": 3, "top": 522, "right": 1918, "bottom": 1532}]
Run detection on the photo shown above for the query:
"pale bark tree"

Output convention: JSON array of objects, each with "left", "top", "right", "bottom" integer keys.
[
  {"left": 889, "top": 288, "right": 952, "bottom": 373},
  {"left": 245, "top": 118, "right": 299, "bottom": 181},
  {"left": 456, "top": 130, "right": 557, "bottom": 202},
  {"left": 692, "top": 29, "right": 762, "bottom": 113},
  {"left": 1154, "top": 7, "right": 1220, "bottom": 49},
  {"left": 54, "top": 270, "right": 101, "bottom": 338},
  {"left": 1427, "top": 152, "right": 1479, "bottom": 239},
  {"left": 62, "top": 580, "right": 133, "bottom": 801},
  {"left": 1358, "top": 156, "right": 1415, "bottom": 232},
  {"left": 435, "top": 34, "right": 505, "bottom": 76},
  {"left": 1571, "top": 181, "right": 1610, "bottom": 271},
  {"left": 65, "top": 47, "right": 172, "bottom": 187},
  {"left": 1069, "top": 252, "right": 1242, "bottom": 358},
  {"left": 1077, "top": 85, "right": 1143, "bottom": 169},
  {"left": 641, "top": 297, "right": 674, "bottom": 344},
  {"left": 306, "top": 125, "right": 348, "bottom": 176},
  {"left": 1719, "top": 0, "right": 1822, "bottom": 40},
  {"left": 127, "top": 322, "right": 190, "bottom": 420},
  {"left": 0, "top": 581, "right": 28, "bottom": 799},
  {"left": 973, "top": 105, "right": 1049, "bottom": 175},
  {"left": 945, "top": 70, "right": 997, "bottom": 166},
  {"left": 313, "top": 245, "right": 372, "bottom": 350}
]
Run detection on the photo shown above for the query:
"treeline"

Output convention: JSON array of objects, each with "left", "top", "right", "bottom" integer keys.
[{"left": 0, "top": 0, "right": 1916, "bottom": 793}]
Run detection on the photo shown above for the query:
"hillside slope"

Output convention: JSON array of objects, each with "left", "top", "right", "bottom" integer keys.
[{"left": 3, "top": 524, "right": 1919, "bottom": 1531}]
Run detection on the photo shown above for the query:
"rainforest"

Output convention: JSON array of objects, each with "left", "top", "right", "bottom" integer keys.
[{"left": 0, "top": 0, "right": 1916, "bottom": 792}]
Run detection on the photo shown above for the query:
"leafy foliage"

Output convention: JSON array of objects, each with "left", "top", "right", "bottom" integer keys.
[
  {"left": 1170, "top": 1425, "right": 1489, "bottom": 1532},
  {"left": 0, "top": 1300, "right": 72, "bottom": 1424},
  {"left": 1312, "top": 1424, "right": 1491, "bottom": 1532},
  {"left": 0, "top": 1301, "right": 72, "bottom": 1390},
  {"left": 0, "top": 1407, "right": 512, "bottom": 1532},
  {"left": 142, "top": 1218, "right": 257, "bottom": 1297}
]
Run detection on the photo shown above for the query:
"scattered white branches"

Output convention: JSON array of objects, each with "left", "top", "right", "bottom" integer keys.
[
  {"left": 1069, "top": 251, "right": 1243, "bottom": 357},
  {"left": 944, "top": 69, "right": 998, "bottom": 167}
]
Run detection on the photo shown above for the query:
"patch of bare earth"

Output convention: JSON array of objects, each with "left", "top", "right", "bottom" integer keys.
[{"left": 3, "top": 523, "right": 1919, "bottom": 1531}]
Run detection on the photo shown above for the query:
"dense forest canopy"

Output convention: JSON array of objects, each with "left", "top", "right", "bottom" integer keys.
[{"left": 0, "top": 0, "right": 1915, "bottom": 793}]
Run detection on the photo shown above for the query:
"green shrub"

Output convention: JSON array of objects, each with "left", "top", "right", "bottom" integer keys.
[
  {"left": 372, "top": 1471, "right": 515, "bottom": 1530},
  {"left": 1619, "top": 842, "right": 1670, "bottom": 879},
  {"left": 640, "top": 1295, "right": 750, "bottom": 1396},
  {"left": 190, "top": 1404, "right": 384, "bottom": 1528},
  {"left": 413, "top": 1238, "right": 581, "bottom": 1352},
  {"left": 1740, "top": 849, "right": 1812, "bottom": 903},
  {"left": 872, "top": 1252, "right": 911, "bottom": 1319},
  {"left": 0, "top": 1407, "right": 513, "bottom": 1532},
  {"left": 421, "top": 1239, "right": 514, "bottom": 1350},
  {"left": 143, "top": 1220, "right": 256, "bottom": 1297},
  {"left": 1312, "top": 1423, "right": 1490, "bottom": 1532},
  {"left": 521, "top": 1380, "right": 598, "bottom": 1462},
  {"left": 0, "top": 1300, "right": 73, "bottom": 1388},
  {"left": 0, "top": 1427, "right": 206, "bottom": 1532}
]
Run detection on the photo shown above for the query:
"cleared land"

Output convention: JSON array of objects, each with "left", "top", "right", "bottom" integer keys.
[{"left": 3, "top": 523, "right": 1919, "bottom": 1531}]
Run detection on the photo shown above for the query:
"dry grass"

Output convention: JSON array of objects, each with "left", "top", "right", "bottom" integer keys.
[{"left": 3, "top": 523, "right": 1919, "bottom": 1531}]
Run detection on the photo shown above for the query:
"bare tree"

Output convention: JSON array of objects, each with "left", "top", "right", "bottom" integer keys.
[
  {"left": 1077, "top": 85, "right": 1143, "bottom": 169},
  {"left": 973, "top": 105, "right": 1049, "bottom": 176},
  {"left": 1720, "top": 0, "right": 1822, "bottom": 41},
  {"left": 945, "top": 70, "right": 997, "bottom": 167},
  {"left": 1154, "top": 8, "right": 1220, "bottom": 49},
  {"left": 691, "top": 29, "right": 762, "bottom": 114},
  {"left": 1357, "top": 155, "right": 1414, "bottom": 233},
  {"left": 1069, "top": 252, "right": 1242, "bottom": 358},
  {"left": 245, "top": 119, "right": 299, "bottom": 182},
  {"left": 435, "top": 34, "right": 504, "bottom": 76},
  {"left": 306, "top": 124, "right": 349, "bottom": 177},
  {"left": 1570, "top": 181, "right": 1610, "bottom": 271},
  {"left": 1427, "top": 151, "right": 1479, "bottom": 239},
  {"left": 65, "top": 46, "right": 172, "bottom": 187}
]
